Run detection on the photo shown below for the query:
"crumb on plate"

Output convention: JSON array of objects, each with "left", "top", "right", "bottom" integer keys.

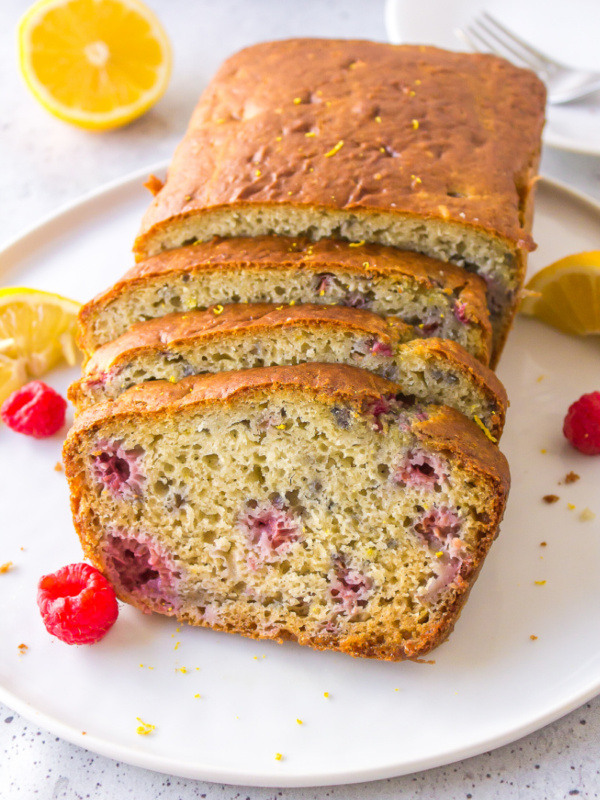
[{"left": 543, "top": 494, "right": 559, "bottom": 504}]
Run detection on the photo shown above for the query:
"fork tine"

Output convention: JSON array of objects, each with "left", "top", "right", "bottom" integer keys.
[
  {"left": 481, "top": 12, "right": 552, "bottom": 70},
  {"left": 454, "top": 27, "right": 483, "bottom": 54},
  {"left": 472, "top": 19, "right": 538, "bottom": 70},
  {"left": 468, "top": 22, "right": 536, "bottom": 71}
]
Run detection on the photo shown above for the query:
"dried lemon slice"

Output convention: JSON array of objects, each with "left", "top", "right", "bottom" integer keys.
[
  {"left": 520, "top": 251, "right": 600, "bottom": 336},
  {"left": 18, "top": 0, "right": 171, "bottom": 131},
  {"left": 0, "top": 287, "right": 81, "bottom": 405}
]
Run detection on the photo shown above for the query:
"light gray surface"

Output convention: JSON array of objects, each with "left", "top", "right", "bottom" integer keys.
[{"left": 2, "top": 1, "right": 600, "bottom": 797}]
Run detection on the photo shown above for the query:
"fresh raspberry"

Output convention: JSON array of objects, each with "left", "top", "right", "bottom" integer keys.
[
  {"left": 1, "top": 381, "right": 66, "bottom": 438},
  {"left": 563, "top": 392, "right": 600, "bottom": 455},
  {"left": 37, "top": 563, "right": 119, "bottom": 645}
]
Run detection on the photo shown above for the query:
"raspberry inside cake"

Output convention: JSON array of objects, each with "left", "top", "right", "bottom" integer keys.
[{"left": 64, "top": 364, "right": 509, "bottom": 660}]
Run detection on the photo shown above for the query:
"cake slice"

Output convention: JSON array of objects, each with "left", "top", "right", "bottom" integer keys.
[
  {"left": 134, "top": 39, "right": 546, "bottom": 358},
  {"left": 69, "top": 302, "right": 507, "bottom": 441},
  {"left": 63, "top": 363, "right": 510, "bottom": 661},
  {"left": 78, "top": 236, "right": 493, "bottom": 365}
]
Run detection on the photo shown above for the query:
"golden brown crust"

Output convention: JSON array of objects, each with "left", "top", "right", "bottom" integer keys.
[
  {"left": 135, "top": 39, "right": 545, "bottom": 257},
  {"left": 63, "top": 362, "right": 510, "bottom": 661},
  {"left": 77, "top": 236, "right": 492, "bottom": 358}
]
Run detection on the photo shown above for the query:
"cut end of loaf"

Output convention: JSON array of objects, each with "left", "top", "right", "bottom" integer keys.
[{"left": 64, "top": 367, "right": 509, "bottom": 660}]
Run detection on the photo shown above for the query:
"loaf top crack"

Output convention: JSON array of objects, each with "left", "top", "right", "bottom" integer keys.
[{"left": 135, "top": 39, "right": 546, "bottom": 263}]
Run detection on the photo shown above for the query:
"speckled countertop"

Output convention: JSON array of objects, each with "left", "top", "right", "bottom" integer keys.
[{"left": 2, "top": 1, "right": 600, "bottom": 797}]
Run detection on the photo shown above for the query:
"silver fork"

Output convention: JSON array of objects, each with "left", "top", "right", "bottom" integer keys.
[{"left": 456, "top": 11, "right": 600, "bottom": 104}]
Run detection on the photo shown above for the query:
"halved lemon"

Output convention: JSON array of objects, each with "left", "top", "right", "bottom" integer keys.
[
  {"left": 18, "top": 0, "right": 172, "bottom": 131},
  {"left": 0, "top": 288, "right": 81, "bottom": 405},
  {"left": 520, "top": 251, "right": 600, "bottom": 337}
]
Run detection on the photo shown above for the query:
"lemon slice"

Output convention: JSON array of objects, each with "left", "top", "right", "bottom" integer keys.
[
  {"left": 18, "top": 0, "right": 172, "bottom": 131},
  {"left": 0, "top": 288, "right": 81, "bottom": 405},
  {"left": 520, "top": 251, "right": 600, "bottom": 337}
]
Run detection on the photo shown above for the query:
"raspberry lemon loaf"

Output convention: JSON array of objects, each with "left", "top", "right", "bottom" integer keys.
[
  {"left": 70, "top": 303, "right": 507, "bottom": 441},
  {"left": 134, "top": 39, "right": 546, "bottom": 358},
  {"left": 63, "top": 363, "right": 510, "bottom": 661},
  {"left": 78, "top": 237, "right": 492, "bottom": 365}
]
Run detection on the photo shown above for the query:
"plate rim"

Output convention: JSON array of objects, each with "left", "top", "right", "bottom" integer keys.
[
  {"left": 383, "top": 0, "right": 600, "bottom": 158},
  {"left": 1, "top": 165, "right": 600, "bottom": 788}
]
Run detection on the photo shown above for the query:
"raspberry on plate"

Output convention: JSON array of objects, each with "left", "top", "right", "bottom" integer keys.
[
  {"left": 563, "top": 391, "right": 600, "bottom": 455},
  {"left": 1, "top": 380, "right": 66, "bottom": 438},
  {"left": 37, "top": 563, "right": 119, "bottom": 645}
]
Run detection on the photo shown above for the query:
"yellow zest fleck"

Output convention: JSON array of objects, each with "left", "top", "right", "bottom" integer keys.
[
  {"left": 216, "top": 118, "right": 225, "bottom": 124},
  {"left": 323, "top": 692, "right": 329, "bottom": 698},
  {"left": 287, "top": 191, "right": 293, "bottom": 195},
  {"left": 174, "top": 641, "right": 180, "bottom": 650},
  {"left": 375, "top": 116, "right": 382, "bottom": 123},
  {"left": 362, "top": 261, "right": 370, "bottom": 268},
  {"left": 17, "top": 643, "right": 28, "bottom": 654},
  {"left": 253, "top": 656, "right": 258, "bottom": 660},
  {"left": 540, "top": 448, "right": 547, "bottom": 454},
  {"left": 276, "top": 136, "right": 282, "bottom": 142},
  {"left": 435, "top": 551, "right": 443, "bottom": 558},
  {"left": 567, "top": 503, "right": 576, "bottom": 510},
  {"left": 394, "top": 688, "right": 399, "bottom": 692},
  {"left": 275, "top": 424, "right": 286, "bottom": 430},
  {"left": 176, "top": 666, "right": 188, "bottom": 674},
  {"left": 411, "top": 119, "right": 419, "bottom": 130},
  {"left": 374, "top": 173, "right": 382, "bottom": 180},
  {"left": 537, "top": 375, "right": 545, "bottom": 382},
  {"left": 136, "top": 718, "right": 155, "bottom": 736},
  {"left": 168, "top": 376, "right": 176, "bottom": 384},
  {"left": 534, "top": 580, "right": 546, "bottom": 586},
  {"left": 349, "top": 241, "right": 365, "bottom": 247},
  {"left": 194, "top": 694, "right": 201, "bottom": 699},
  {"left": 473, "top": 415, "right": 498, "bottom": 443},
  {"left": 255, "top": 169, "right": 262, "bottom": 177},
  {"left": 293, "top": 97, "right": 302, "bottom": 104},
  {"left": 305, "top": 131, "right": 316, "bottom": 137},
  {"left": 289, "top": 300, "right": 296, "bottom": 306},
  {"left": 415, "top": 79, "right": 422, "bottom": 85},
  {"left": 0, "top": 562, "right": 13, "bottom": 574},
  {"left": 212, "top": 304, "right": 224, "bottom": 315},
  {"left": 418, "top": 323, "right": 424, "bottom": 329},
  {"left": 319, "top": 290, "right": 325, "bottom": 296},
  {"left": 366, "top": 548, "right": 376, "bottom": 558},
  {"left": 296, "top": 719, "right": 303, "bottom": 725},
  {"left": 275, "top": 753, "right": 283, "bottom": 761},
  {"left": 530, "top": 635, "right": 538, "bottom": 640},
  {"left": 409, "top": 90, "right": 416, "bottom": 97},
  {"left": 324, "top": 140, "right": 344, "bottom": 158}
]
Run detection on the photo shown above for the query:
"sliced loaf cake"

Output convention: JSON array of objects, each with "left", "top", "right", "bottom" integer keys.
[
  {"left": 63, "top": 363, "right": 510, "bottom": 661},
  {"left": 70, "top": 303, "right": 507, "bottom": 441},
  {"left": 78, "top": 237, "right": 493, "bottom": 365},
  {"left": 134, "top": 39, "right": 546, "bottom": 358}
]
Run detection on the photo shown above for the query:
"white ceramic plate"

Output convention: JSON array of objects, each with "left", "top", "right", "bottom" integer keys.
[
  {"left": 1, "top": 166, "right": 600, "bottom": 788},
  {"left": 385, "top": 0, "right": 600, "bottom": 156}
]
